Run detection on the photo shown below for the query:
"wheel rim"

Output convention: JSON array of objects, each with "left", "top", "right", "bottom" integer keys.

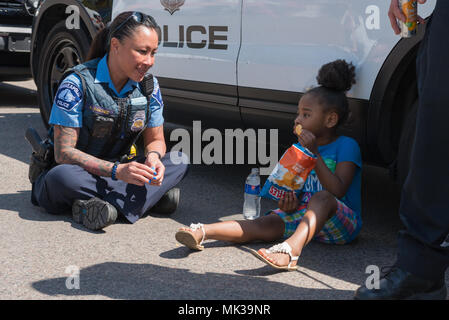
[{"left": 43, "top": 39, "right": 82, "bottom": 120}]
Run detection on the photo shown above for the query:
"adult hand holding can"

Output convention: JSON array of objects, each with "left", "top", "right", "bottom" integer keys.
[
  {"left": 389, "top": 0, "right": 427, "bottom": 37},
  {"left": 398, "top": 0, "right": 418, "bottom": 38}
]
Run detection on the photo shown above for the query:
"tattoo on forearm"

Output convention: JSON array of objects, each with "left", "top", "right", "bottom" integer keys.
[{"left": 54, "top": 126, "right": 113, "bottom": 177}]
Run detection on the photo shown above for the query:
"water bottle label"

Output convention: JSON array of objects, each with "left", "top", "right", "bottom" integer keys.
[{"left": 245, "top": 184, "right": 260, "bottom": 195}]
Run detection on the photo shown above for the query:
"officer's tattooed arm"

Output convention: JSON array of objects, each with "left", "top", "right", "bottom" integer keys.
[{"left": 53, "top": 125, "right": 114, "bottom": 177}]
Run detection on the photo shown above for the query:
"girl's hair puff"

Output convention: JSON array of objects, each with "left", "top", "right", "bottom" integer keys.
[{"left": 306, "top": 59, "right": 356, "bottom": 127}]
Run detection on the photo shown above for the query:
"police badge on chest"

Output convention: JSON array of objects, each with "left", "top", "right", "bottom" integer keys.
[{"left": 131, "top": 110, "right": 146, "bottom": 132}]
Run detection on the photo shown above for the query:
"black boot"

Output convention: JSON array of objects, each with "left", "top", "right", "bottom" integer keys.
[
  {"left": 72, "top": 197, "right": 117, "bottom": 230},
  {"left": 354, "top": 266, "right": 447, "bottom": 300},
  {"left": 149, "top": 188, "right": 180, "bottom": 214}
]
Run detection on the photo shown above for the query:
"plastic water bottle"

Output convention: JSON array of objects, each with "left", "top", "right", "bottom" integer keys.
[{"left": 243, "top": 168, "right": 261, "bottom": 220}]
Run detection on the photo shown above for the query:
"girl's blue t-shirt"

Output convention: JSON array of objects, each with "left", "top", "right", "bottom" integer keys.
[{"left": 302, "top": 136, "right": 362, "bottom": 215}]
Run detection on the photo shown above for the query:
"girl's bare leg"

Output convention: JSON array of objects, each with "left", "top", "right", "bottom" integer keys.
[
  {"left": 179, "top": 213, "right": 285, "bottom": 244},
  {"left": 259, "top": 190, "right": 338, "bottom": 268}
]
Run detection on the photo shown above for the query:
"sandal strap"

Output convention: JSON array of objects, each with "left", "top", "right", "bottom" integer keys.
[
  {"left": 189, "top": 223, "right": 205, "bottom": 245},
  {"left": 266, "top": 242, "right": 299, "bottom": 268}
]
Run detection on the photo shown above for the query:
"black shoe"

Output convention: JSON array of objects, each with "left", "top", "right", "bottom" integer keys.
[
  {"left": 354, "top": 266, "right": 447, "bottom": 300},
  {"left": 149, "top": 188, "right": 180, "bottom": 214},
  {"left": 72, "top": 197, "right": 117, "bottom": 230}
]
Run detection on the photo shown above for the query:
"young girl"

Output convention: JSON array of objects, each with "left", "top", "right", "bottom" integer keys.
[{"left": 175, "top": 59, "right": 362, "bottom": 270}]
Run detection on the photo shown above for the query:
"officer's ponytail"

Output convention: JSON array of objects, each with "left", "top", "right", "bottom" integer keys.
[
  {"left": 86, "top": 25, "right": 110, "bottom": 61},
  {"left": 86, "top": 11, "right": 159, "bottom": 62}
]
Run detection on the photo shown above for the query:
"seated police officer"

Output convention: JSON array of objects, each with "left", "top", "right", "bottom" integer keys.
[{"left": 31, "top": 11, "right": 189, "bottom": 230}]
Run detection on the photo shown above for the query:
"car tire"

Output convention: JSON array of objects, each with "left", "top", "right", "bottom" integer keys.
[{"left": 36, "top": 21, "right": 90, "bottom": 127}]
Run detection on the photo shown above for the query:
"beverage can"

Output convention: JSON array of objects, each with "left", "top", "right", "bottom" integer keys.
[{"left": 399, "top": 0, "right": 417, "bottom": 38}]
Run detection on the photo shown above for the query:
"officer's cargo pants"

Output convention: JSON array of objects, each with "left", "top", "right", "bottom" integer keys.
[
  {"left": 32, "top": 152, "right": 189, "bottom": 223},
  {"left": 396, "top": 0, "right": 449, "bottom": 282}
]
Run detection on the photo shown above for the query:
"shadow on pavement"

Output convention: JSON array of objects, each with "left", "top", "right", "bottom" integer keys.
[
  {"left": 0, "top": 81, "right": 37, "bottom": 107},
  {"left": 0, "top": 189, "right": 131, "bottom": 236},
  {"left": 161, "top": 235, "right": 391, "bottom": 295},
  {"left": 0, "top": 81, "right": 44, "bottom": 165},
  {"left": 31, "top": 261, "right": 354, "bottom": 299},
  {"left": 0, "top": 111, "right": 46, "bottom": 164},
  {"left": 0, "top": 190, "right": 58, "bottom": 222}
]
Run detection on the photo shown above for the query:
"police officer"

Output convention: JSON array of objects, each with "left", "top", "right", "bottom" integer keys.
[
  {"left": 355, "top": 0, "right": 449, "bottom": 299},
  {"left": 32, "top": 11, "right": 189, "bottom": 230}
]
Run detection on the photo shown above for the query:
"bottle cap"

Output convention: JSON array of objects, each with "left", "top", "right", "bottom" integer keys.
[{"left": 251, "top": 168, "right": 259, "bottom": 174}]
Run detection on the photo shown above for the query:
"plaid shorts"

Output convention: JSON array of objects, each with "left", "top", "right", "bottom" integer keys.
[{"left": 266, "top": 192, "right": 362, "bottom": 244}]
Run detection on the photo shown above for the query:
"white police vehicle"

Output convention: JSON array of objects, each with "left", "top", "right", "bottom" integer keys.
[
  {"left": 30, "top": 0, "right": 436, "bottom": 184},
  {"left": 0, "top": 0, "right": 39, "bottom": 80}
]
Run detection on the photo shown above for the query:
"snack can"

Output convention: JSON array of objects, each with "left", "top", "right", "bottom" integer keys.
[{"left": 399, "top": 0, "right": 417, "bottom": 38}]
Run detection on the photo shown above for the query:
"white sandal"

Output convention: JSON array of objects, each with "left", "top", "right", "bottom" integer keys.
[
  {"left": 251, "top": 242, "right": 299, "bottom": 271},
  {"left": 175, "top": 223, "right": 206, "bottom": 251}
]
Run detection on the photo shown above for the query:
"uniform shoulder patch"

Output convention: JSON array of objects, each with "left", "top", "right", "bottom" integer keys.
[{"left": 54, "top": 81, "right": 83, "bottom": 111}]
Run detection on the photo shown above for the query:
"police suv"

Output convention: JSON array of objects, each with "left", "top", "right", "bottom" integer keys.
[{"left": 29, "top": 0, "right": 436, "bottom": 185}]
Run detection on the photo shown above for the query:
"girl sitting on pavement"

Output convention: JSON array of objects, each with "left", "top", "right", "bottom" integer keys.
[{"left": 175, "top": 59, "right": 362, "bottom": 271}]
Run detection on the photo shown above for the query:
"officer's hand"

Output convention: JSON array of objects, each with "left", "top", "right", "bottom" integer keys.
[
  {"left": 145, "top": 153, "right": 165, "bottom": 186},
  {"left": 278, "top": 191, "right": 299, "bottom": 214},
  {"left": 115, "top": 162, "right": 154, "bottom": 186}
]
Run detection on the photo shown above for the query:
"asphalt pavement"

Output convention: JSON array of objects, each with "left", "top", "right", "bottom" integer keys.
[{"left": 0, "top": 80, "right": 447, "bottom": 300}]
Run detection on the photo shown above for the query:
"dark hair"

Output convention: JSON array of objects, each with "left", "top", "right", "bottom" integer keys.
[
  {"left": 86, "top": 11, "right": 160, "bottom": 61},
  {"left": 305, "top": 59, "right": 356, "bottom": 127}
]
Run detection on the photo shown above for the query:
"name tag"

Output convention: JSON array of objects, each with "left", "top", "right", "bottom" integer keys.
[{"left": 130, "top": 96, "right": 147, "bottom": 105}]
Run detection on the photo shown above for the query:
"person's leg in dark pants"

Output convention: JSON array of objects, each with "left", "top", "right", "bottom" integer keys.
[
  {"left": 33, "top": 151, "right": 189, "bottom": 227},
  {"left": 105, "top": 151, "right": 189, "bottom": 223},
  {"left": 33, "top": 164, "right": 119, "bottom": 230},
  {"left": 355, "top": 1, "right": 449, "bottom": 300},
  {"left": 395, "top": 0, "right": 449, "bottom": 283},
  {"left": 33, "top": 164, "right": 105, "bottom": 215}
]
